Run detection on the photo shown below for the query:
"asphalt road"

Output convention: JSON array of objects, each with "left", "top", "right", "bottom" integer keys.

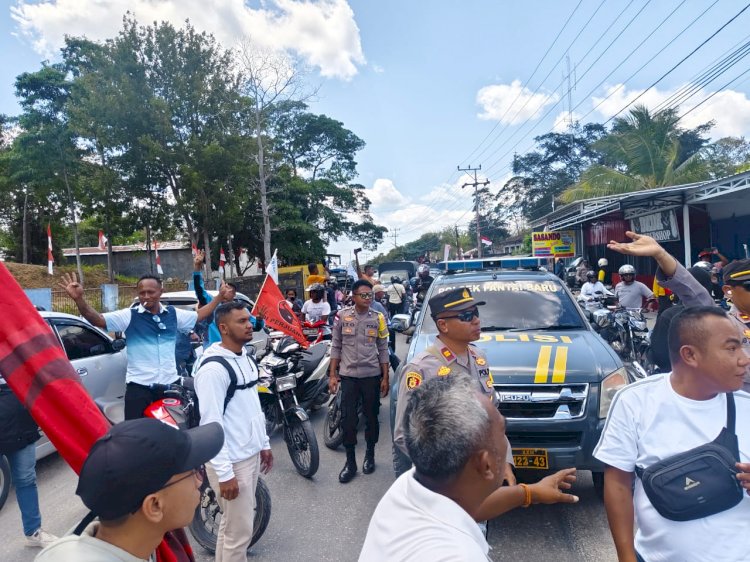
[{"left": 0, "top": 333, "right": 618, "bottom": 562}]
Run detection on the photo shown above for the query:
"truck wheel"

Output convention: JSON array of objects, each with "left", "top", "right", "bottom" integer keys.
[{"left": 592, "top": 471, "right": 604, "bottom": 499}]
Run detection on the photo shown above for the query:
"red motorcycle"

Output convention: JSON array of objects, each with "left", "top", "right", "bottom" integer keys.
[{"left": 301, "top": 319, "right": 331, "bottom": 344}]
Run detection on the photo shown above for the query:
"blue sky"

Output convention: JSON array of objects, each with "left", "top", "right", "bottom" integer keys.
[{"left": 3, "top": 0, "right": 750, "bottom": 263}]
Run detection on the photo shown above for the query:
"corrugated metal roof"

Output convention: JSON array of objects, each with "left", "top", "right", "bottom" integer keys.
[{"left": 62, "top": 240, "right": 189, "bottom": 257}]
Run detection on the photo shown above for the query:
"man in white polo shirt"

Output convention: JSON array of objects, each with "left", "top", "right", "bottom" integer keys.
[
  {"left": 360, "top": 374, "right": 579, "bottom": 561},
  {"left": 60, "top": 272, "right": 231, "bottom": 419},
  {"left": 594, "top": 306, "right": 750, "bottom": 562}
]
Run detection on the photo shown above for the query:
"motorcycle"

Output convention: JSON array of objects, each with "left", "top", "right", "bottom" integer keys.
[
  {"left": 301, "top": 318, "right": 330, "bottom": 344},
  {"left": 257, "top": 336, "right": 328, "bottom": 478},
  {"left": 96, "top": 378, "right": 271, "bottom": 554},
  {"left": 592, "top": 305, "right": 650, "bottom": 376}
]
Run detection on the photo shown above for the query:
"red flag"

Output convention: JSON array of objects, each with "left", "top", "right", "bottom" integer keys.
[
  {"left": 0, "top": 262, "right": 110, "bottom": 473},
  {"left": 47, "top": 224, "right": 54, "bottom": 275},
  {"left": 98, "top": 230, "right": 108, "bottom": 251},
  {"left": 191, "top": 243, "right": 198, "bottom": 257},
  {"left": 252, "top": 275, "right": 308, "bottom": 348},
  {"left": 154, "top": 240, "right": 164, "bottom": 275}
]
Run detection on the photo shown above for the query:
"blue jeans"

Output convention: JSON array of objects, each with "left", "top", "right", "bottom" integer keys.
[{"left": 7, "top": 442, "right": 41, "bottom": 536}]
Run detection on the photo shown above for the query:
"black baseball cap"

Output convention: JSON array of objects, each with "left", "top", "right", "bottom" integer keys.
[
  {"left": 76, "top": 418, "right": 224, "bottom": 520},
  {"left": 429, "top": 287, "right": 486, "bottom": 317}
]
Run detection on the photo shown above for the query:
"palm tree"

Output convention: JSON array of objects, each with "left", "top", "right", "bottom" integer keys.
[{"left": 560, "top": 106, "right": 711, "bottom": 203}]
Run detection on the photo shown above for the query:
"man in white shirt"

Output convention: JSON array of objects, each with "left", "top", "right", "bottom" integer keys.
[
  {"left": 360, "top": 373, "right": 579, "bottom": 561},
  {"left": 59, "top": 272, "right": 231, "bottom": 419},
  {"left": 594, "top": 306, "right": 750, "bottom": 562},
  {"left": 301, "top": 283, "right": 331, "bottom": 323},
  {"left": 194, "top": 301, "right": 273, "bottom": 562},
  {"left": 580, "top": 270, "right": 606, "bottom": 300}
]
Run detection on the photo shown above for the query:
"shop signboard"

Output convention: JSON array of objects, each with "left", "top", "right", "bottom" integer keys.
[
  {"left": 532, "top": 230, "right": 576, "bottom": 258},
  {"left": 630, "top": 209, "right": 680, "bottom": 242}
]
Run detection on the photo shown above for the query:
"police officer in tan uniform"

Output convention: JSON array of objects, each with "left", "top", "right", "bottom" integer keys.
[
  {"left": 329, "top": 280, "right": 390, "bottom": 483},
  {"left": 393, "top": 287, "right": 515, "bottom": 479}
]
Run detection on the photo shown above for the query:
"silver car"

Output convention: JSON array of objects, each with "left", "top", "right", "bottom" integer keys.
[{"left": 0, "top": 311, "right": 127, "bottom": 509}]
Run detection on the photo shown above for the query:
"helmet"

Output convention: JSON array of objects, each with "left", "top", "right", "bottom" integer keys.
[
  {"left": 586, "top": 270, "right": 596, "bottom": 280},
  {"left": 390, "top": 275, "right": 402, "bottom": 284},
  {"left": 417, "top": 264, "right": 430, "bottom": 276},
  {"left": 693, "top": 261, "right": 712, "bottom": 272},
  {"left": 598, "top": 258, "right": 608, "bottom": 268},
  {"left": 618, "top": 264, "right": 636, "bottom": 276},
  {"left": 309, "top": 283, "right": 326, "bottom": 297},
  {"left": 328, "top": 276, "right": 337, "bottom": 283}
]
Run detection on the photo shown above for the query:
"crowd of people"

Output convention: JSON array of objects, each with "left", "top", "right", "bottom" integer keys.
[{"left": 1, "top": 234, "right": 750, "bottom": 561}]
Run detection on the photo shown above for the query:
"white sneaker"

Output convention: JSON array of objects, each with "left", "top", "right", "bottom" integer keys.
[{"left": 25, "top": 528, "right": 58, "bottom": 548}]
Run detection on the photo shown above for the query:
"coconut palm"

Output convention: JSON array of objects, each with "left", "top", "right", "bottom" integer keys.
[{"left": 560, "top": 105, "right": 711, "bottom": 203}]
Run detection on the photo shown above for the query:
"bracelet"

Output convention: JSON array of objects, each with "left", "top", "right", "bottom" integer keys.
[{"left": 518, "top": 483, "right": 532, "bottom": 508}]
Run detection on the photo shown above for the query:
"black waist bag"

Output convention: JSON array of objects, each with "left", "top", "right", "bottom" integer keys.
[{"left": 635, "top": 393, "right": 744, "bottom": 522}]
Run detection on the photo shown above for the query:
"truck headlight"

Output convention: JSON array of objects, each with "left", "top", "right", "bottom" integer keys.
[{"left": 599, "top": 367, "right": 628, "bottom": 418}]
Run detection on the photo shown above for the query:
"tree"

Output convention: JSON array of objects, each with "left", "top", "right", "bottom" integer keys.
[
  {"left": 501, "top": 122, "right": 606, "bottom": 220},
  {"left": 700, "top": 136, "right": 750, "bottom": 179},
  {"left": 561, "top": 106, "right": 711, "bottom": 203}
]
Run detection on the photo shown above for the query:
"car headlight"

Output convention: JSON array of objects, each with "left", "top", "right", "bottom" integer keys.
[{"left": 599, "top": 367, "right": 628, "bottom": 418}]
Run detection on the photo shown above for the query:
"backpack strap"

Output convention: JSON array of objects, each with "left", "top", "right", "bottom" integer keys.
[
  {"left": 199, "top": 356, "right": 242, "bottom": 414},
  {"left": 726, "top": 392, "right": 736, "bottom": 434}
]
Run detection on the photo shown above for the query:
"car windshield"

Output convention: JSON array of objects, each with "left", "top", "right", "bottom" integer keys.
[
  {"left": 379, "top": 269, "right": 411, "bottom": 284},
  {"left": 419, "top": 278, "right": 584, "bottom": 333}
]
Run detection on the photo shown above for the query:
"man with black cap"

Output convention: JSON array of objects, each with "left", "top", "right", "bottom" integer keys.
[
  {"left": 36, "top": 418, "right": 223, "bottom": 561},
  {"left": 392, "top": 287, "right": 514, "bottom": 479}
]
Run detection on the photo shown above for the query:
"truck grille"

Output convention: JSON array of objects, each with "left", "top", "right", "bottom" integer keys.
[
  {"left": 505, "top": 431, "right": 582, "bottom": 448},
  {"left": 494, "top": 383, "right": 589, "bottom": 420}
]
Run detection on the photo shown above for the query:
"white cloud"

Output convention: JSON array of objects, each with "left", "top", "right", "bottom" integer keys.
[
  {"left": 591, "top": 84, "right": 750, "bottom": 139},
  {"left": 10, "top": 0, "right": 365, "bottom": 80},
  {"left": 552, "top": 111, "right": 582, "bottom": 133},
  {"left": 372, "top": 64, "right": 385, "bottom": 74},
  {"left": 476, "top": 80, "right": 560, "bottom": 124}
]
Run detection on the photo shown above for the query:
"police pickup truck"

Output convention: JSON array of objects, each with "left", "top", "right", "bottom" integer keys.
[{"left": 392, "top": 269, "right": 630, "bottom": 494}]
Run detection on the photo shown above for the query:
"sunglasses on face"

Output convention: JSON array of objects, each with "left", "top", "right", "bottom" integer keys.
[
  {"left": 622, "top": 274, "right": 634, "bottom": 277},
  {"left": 441, "top": 308, "right": 480, "bottom": 322},
  {"left": 355, "top": 292, "right": 373, "bottom": 299}
]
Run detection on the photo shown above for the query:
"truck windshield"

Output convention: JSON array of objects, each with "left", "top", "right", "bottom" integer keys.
[{"left": 419, "top": 279, "right": 584, "bottom": 333}]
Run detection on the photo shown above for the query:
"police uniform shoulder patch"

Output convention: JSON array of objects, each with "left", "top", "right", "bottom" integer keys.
[
  {"left": 405, "top": 372, "right": 423, "bottom": 390},
  {"left": 475, "top": 357, "right": 487, "bottom": 366},
  {"left": 437, "top": 365, "right": 451, "bottom": 376},
  {"left": 440, "top": 347, "right": 456, "bottom": 362}
]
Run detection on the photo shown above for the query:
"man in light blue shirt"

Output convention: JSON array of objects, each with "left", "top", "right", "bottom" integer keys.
[{"left": 60, "top": 272, "right": 231, "bottom": 419}]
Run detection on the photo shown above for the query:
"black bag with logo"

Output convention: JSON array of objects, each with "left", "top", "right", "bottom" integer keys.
[
  {"left": 635, "top": 392, "right": 744, "bottom": 522},
  {"left": 0, "top": 386, "right": 40, "bottom": 454}
]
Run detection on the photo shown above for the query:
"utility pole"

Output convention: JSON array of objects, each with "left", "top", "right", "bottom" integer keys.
[
  {"left": 390, "top": 227, "right": 400, "bottom": 249},
  {"left": 454, "top": 225, "right": 461, "bottom": 260},
  {"left": 458, "top": 165, "right": 490, "bottom": 258}
]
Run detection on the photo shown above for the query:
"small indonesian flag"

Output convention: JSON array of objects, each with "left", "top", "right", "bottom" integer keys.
[
  {"left": 191, "top": 243, "right": 198, "bottom": 257},
  {"left": 443, "top": 244, "right": 451, "bottom": 262},
  {"left": 154, "top": 240, "right": 164, "bottom": 275},
  {"left": 219, "top": 248, "right": 227, "bottom": 276},
  {"left": 98, "top": 230, "right": 108, "bottom": 251},
  {"left": 252, "top": 274, "right": 308, "bottom": 348},
  {"left": 480, "top": 235, "right": 492, "bottom": 247},
  {"left": 47, "top": 224, "right": 53, "bottom": 275}
]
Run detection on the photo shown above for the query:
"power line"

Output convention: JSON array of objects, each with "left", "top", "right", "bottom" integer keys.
[
  {"left": 679, "top": 64, "right": 750, "bottom": 121},
  {"left": 603, "top": 1, "right": 750, "bottom": 124}
]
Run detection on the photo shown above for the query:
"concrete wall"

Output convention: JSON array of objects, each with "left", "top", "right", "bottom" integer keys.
[{"left": 64, "top": 249, "right": 194, "bottom": 281}]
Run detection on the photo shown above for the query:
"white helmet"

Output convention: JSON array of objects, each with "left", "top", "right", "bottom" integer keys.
[
  {"left": 618, "top": 264, "right": 636, "bottom": 275},
  {"left": 693, "top": 261, "right": 712, "bottom": 272},
  {"left": 598, "top": 258, "right": 608, "bottom": 268}
]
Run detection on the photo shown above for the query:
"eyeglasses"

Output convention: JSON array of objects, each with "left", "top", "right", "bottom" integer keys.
[
  {"left": 161, "top": 467, "right": 203, "bottom": 490},
  {"left": 152, "top": 316, "right": 166, "bottom": 330},
  {"left": 441, "top": 308, "right": 479, "bottom": 322},
  {"left": 355, "top": 292, "right": 373, "bottom": 299}
]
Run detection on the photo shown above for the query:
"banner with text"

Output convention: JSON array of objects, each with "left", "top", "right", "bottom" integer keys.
[
  {"left": 532, "top": 231, "right": 576, "bottom": 258},
  {"left": 629, "top": 209, "right": 680, "bottom": 242}
]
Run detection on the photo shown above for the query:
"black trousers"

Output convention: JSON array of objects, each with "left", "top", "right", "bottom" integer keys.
[
  {"left": 124, "top": 381, "right": 175, "bottom": 420},
  {"left": 341, "top": 375, "right": 381, "bottom": 448}
]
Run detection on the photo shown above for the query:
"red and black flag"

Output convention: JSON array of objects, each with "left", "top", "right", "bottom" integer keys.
[
  {"left": 0, "top": 262, "right": 110, "bottom": 473},
  {"left": 252, "top": 274, "right": 309, "bottom": 348}
]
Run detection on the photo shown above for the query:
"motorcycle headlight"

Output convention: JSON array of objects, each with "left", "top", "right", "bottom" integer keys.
[
  {"left": 599, "top": 367, "right": 628, "bottom": 418},
  {"left": 275, "top": 374, "right": 297, "bottom": 392},
  {"left": 631, "top": 320, "right": 648, "bottom": 331}
]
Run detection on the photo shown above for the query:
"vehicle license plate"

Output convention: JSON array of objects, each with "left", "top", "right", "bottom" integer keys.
[
  {"left": 512, "top": 448, "right": 549, "bottom": 469},
  {"left": 303, "top": 328, "right": 319, "bottom": 336}
]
